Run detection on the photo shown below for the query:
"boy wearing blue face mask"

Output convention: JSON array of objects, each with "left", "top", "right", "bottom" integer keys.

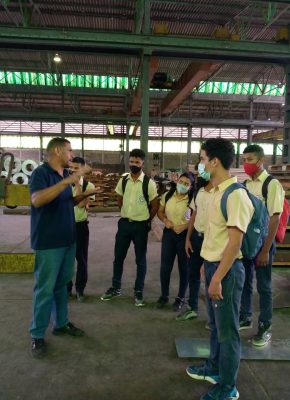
[{"left": 156, "top": 172, "right": 195, "bottom": 311}]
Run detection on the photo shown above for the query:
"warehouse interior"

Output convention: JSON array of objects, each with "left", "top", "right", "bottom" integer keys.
[{"left": 0, "top": 1, "right": 290, "bottom": 399}]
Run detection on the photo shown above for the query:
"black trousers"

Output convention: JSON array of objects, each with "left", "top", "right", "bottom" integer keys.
[
  {"left": 68, "top": 220, "right": 89, "bottom": 294},
  {"left": 112, "top": 218, "right": 149, "bottom": 293}
]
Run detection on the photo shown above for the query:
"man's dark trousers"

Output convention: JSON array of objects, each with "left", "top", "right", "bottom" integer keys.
[{"left": 112, "top": 218, "right": 149, "bottom": 293}]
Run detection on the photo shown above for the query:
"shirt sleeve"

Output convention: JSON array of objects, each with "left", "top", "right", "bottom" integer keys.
[
  {"left": 148, "top": 179, "right": 158, "bottom": 202},
  {"left": 266, "top": 179, "right": 285, "bottom": 216},
  {"left": 189, "top": 197, "right": 196, "bottom": 211},
  {"left": 115, "top": 177, "right": 123, "bottom": 196},
  {"left": 29, "top": 168, "right": 49, "bottom": 194},
  {"left": 226, "top": 189, "right": 254, "bottom": 234}
]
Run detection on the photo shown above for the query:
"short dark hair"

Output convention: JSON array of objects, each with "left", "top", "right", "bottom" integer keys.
[
  {"left": 201, "top": 138, "right": 235, "bottom": 170},
  {"left": 46, "top": 137, "right": 70, "bottom": 153},
  {"left": 243, "top": 144, "right": 264, "bottom": 158},
  {"left": 129, "top": 148, "right": 145, "bottom": 160},
  {"left": 72, "top": 156, "right": 85, "bottom": 165}
]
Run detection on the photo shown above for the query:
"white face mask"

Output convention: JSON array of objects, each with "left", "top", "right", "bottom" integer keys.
[
  {"left": 198, "top": 163, "right": 211, "bottom": 181},
  {"left": 176, "top": 183, "right": 189, "bottom": 194}
]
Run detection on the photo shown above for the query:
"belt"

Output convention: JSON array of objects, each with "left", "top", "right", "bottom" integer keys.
[{"left": 122, "top": 218, "right": 147, "bottom": 223}]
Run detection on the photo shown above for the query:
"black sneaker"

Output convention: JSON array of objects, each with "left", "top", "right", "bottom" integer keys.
[
  {"left": 172, "top": 297, "right": 185, "bottom": 312},
  {"left": 251, "top": 322, "right": 272, "bottom": 347},
  {"left": 100, "top": 287, "right": 121, "bottom": 301},
  {"left": 156, "top": 296, "right": 169, "bottom": 309},
  {"left": 31, "top": 338, "right": 47, "bottom": 359},
  {"left": 135, "top": 292, "right": 145, "bottom": 307},
  {"left": 52, "top": 322, "right": 85, "bottom": 337},
  {"left": 239, "top": 317, "right": 253, "bottom": 331}
]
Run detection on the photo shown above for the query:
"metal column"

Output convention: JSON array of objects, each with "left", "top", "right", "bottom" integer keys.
[
  {"left": 187, "top": 125, "right": 192, "bottom": 165},
  {"left": 81, "top": 123, "right": 85, "bottom": 158},
  {"left": 247, "top": 98, "right": 254, "bottom": 144},
  {"left": 125, "top": 124, "right": 130, "bottom": 171},
  {"left": 283, "top": 64, "right": 290, "bottom": 163},
  {"left": 140, "top": 54, "right": 150, "bottom": 171}
]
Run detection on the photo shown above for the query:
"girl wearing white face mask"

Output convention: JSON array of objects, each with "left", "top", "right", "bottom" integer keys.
[{"left": 156, "top": 173, "right": 195, "bottom": 312}]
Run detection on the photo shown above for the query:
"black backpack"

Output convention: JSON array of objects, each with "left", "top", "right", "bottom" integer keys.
[
  {"left": 122, "top": 174, "right": 150, "bottom": 211},
  {"left": 82, "top": 178, "right": 89, "bottom": 193}
]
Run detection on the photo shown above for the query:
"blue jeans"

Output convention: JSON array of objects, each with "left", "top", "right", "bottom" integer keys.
[
  {"left": 204, "top": 260, "right": 245, "bottom": 390},
  {"left": 112, "top": 218, "right": 149, "bottom": 293},
  {"left": 240, "top": 245, "right": 275, "bottom": 324},
  {"left": 160, "top": 228, "right": 189, "bottom": 299},
  {"left": 187, "top": 230, "right": 204, "bottom": 311},
  {"left": 30, "top": 243, "right": 76, "bottom": 338}
]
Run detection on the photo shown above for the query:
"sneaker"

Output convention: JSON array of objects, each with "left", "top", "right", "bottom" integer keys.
[
  {"left": 172, "top": 297, "right": 185, "bottom": 312},
  {"left": 76, "top": 292, "right": 84, "bottom": 302},
  {"left": 100, "top": 287, "right": 121, "bottom": 301},
  {"left": 52, "top": 322, "right": 85, "bottom": 337},
  {"left": 156, "top": 296, "right": 169, "bottom": 309},
  {"left": 186, "top": 364, "right": 219, "bottom": 384},
  {"left": 176, "top": 306, "right": 198, "bottom": 321},
  {"left": 251, "top": 322, "right": 272, "bottom": 347},
  {"left": 205, "top": 322, "right": 212, "bottom": 331},
  {"left": 239, "top": 317, "right": 253, "bottom": 331},
  {"left": 135, "top": 292, "right": 145, "bottom": 307},
  {"left": 31, "top": 338, "right": 47, "bottom": 359},
  {"left": 200, "top": 384, "right": 239, "bottom": 400}
]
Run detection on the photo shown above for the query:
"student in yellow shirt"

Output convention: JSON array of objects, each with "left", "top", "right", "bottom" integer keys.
[
  {"left": 101, "top": 149, "right": 158, "bottom": 307},
  {"left": 186, "top": 138, "right": 254, "bottom": 400},
  {"left": 241, "top": 144, "right": 285, "bottom": 346},
  {"left": 156, "top": 173, "right": 195, "bottom": 311},
  {"left": 67, "top": 157, "right": 96, "bottom": 302},
  {"left": 176, "top": 175, "right": 213, "bottom": 321}
]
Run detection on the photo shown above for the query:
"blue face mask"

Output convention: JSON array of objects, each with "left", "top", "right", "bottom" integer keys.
[
  {"left": 198, "top": 163, "right": 211, "bottom": 181},
  {"left": 176, "top": 183, "right": 189, "bottom": 194}
]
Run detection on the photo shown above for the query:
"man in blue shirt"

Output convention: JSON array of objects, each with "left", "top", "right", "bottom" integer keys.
[{"left": 29, "top": 137, "right": 97, "bottom": 358}]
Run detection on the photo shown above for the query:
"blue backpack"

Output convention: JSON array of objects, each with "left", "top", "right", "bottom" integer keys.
[{"left": 220, "top": 182, "right": 269, "bottom": 260}]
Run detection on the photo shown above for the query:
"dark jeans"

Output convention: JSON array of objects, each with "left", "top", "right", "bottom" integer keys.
[
  {"left": 160, "top": 228, "right": 188, "bottom": 299},
  {"left": 187, "top": 230, "right": 204, "bottom": 311},
  {"left": 68, "top": 221, "right": 89, "bottom": 295},
  {"left": 112, "top": 218, "right": 149, "bottom": 293},
  {"left": 240, "top": 244, "right": 275, "bottom": 324},
  {"left": 204, "top": 260, "right": 245, "bottom": 391}
]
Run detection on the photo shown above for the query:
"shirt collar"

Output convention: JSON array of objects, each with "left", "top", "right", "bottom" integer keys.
[
  {"left": 216, "top": 176, "right": 237, "bottom": 193},
  {"left": 247, "top": 169, "right": 268, "bottom": 183},
  {"left": 128, "top": 171, "right": 145, "bottom": 182}
]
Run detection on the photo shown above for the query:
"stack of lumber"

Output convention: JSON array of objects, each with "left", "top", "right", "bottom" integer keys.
[{"left": 86, "top": 173, "right": 120, "bottom": 209}]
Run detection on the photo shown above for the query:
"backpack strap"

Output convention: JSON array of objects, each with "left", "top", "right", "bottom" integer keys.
[
  {"left": 221, "top": 182, "right": 245, "bottom": 221},
  {"left": 165, "top": 190, "right": 175, "bottom": 205},
  {"left": 82, "top": 178, "right": 89, "bottom": 193},
  {"left": 243, "top": 179, "right": 248, "bottom": 187},
  {"left": 261, "top": 175, "right": 274, "bottom": 206},
  {"left": 122, "top": 175, "right": 129, "bottom": 195},
  {"left": 142, "top": 174, "right": 150, "bottom": 210}
]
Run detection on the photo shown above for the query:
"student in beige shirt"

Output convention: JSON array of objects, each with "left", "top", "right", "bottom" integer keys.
[
  {"left": 241, "top": 144, "right": 285, "bottom": 346},
  {"left": 156, "top": 172, "right": 195, "bottom": 311},
  {"left": 186, "top": 138, "right": 254, "bottom": 400},
  {"left": 176, "top": 176, "right": 213, "bottom": 321},
  {"left": 101, "top": 149, "right": 158, "bottom": 307}
]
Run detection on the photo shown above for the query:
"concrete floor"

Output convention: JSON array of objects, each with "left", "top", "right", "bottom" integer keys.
[{"left": 0, "top": 210, "right": 290, "bottom": 400}]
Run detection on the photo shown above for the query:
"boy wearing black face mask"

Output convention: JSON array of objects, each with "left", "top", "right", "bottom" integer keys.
[
  {"left": 241, "top": 144, "right": 284, "bottom": 346},
  {"left": 101, "top": 149, "right": 158, "bottom": 307}
]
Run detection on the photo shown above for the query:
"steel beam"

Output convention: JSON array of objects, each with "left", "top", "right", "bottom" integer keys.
[
  {"left": 161, "top": 62, "right": 218, "bottom": 115},
  {"left": 0, "top": 27, "right": 289, "bottom": 63}
]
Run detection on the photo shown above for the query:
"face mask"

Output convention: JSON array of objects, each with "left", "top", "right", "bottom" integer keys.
[
  {"left": 130, "top": 165, "right": 142, "bottom": 174},
  {"left": 243, "top": 162, "right": 259, "bottom": 177},
  {"left": 198, "top": 163, "right": 211, "bottom": 181},
  {"left": 176, "top": 183, "right": 189, "bottom": 194}
]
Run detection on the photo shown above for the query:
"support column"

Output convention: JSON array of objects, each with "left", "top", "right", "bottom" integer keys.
[
  {"left": 61, "top": 121, "right": 65, "bottom": 137},
  {"left": 283, "top": 64, "right": 290, "bottom": 163},
  {"left": 40, "top": 121, "right": 43, "bottom": 162},
  {"left": 140, "top": 54, "right": 150, "bottom": 171},
  {"left": 236, "top": 129, "right": 241, "bottom": 167},
  {"left": 247, "top": 98, "right": 254, "bottom": 144},
  {"left": 273, "top": 142, "right": 278, "bottom": 165},
  {"left": 125, "top": 124, "right": 130, "bottom": 171},
  {"left": 161, "top": 125, "right": 164, "bottom": 170},
  {"left": 187, "top": 125, "right": 192, "bottom": 165},
  {"left": 81, "top": 123, "right": 85, "bottom": 158}
]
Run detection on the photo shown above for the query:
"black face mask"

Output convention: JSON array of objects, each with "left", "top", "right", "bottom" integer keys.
[{"left": 130, "top": 165, "right": 142, "bottom": 174}]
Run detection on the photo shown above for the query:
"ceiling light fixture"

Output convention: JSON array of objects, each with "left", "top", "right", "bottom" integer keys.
[{"left": 53, "top": 53, "right": 62, "bottom": 63}]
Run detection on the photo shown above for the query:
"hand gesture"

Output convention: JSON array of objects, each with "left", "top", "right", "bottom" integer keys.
[{"left": 185, "top": 238, "right": 193, "bottom": 258}]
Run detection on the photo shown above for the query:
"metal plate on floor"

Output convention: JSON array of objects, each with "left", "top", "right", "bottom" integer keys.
[{"left": 175, "top": 338, "right": 290, "bottom": 360}]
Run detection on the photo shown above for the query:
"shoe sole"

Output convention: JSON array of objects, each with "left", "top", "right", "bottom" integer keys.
[
  {"left": 135, "top": 303, "right": 145, "bottom": 307},
  {"left": 239, "top": 324, "right": 253, "bottom": 331},
  {"left": 100, "top": 294, "right": 121, "bottom": 301},
  {"left": 186, "top": 369, "right": 218, "bottom": 384},
  {"left": 251, "top": 333, "right": 272, "bottom": 347},
  {"left": 176, "top": 312, "right": 198, "bottom": 321}
]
